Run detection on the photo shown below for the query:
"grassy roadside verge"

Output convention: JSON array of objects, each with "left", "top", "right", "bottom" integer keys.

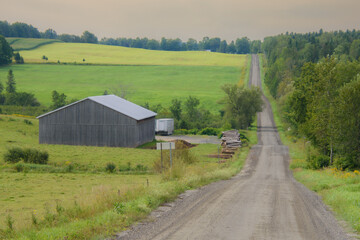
[
  {"left": 259, "top": 55, "right": 360, "bottom": 235},
  {"left": 0, "top": 118, "right": 256, "bottom": 239},
  {"left": 10, "top": 144, "right": 254, "bottom": 240}
]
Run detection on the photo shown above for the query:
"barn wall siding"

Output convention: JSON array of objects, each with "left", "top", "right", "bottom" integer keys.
[{"left": 39, "top": 99, "right": 155, "bottom": 147}]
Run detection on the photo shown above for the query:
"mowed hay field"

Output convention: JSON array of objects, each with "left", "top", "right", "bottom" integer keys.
[
  {"left": 0, "top": 64, "right": 243, "bottom": 111},
  {"left": 18, "top": 42, "right": 245, "bottom": 66},
  {"left": 3, "top": 39, "right": 248, "bottom": 112}
]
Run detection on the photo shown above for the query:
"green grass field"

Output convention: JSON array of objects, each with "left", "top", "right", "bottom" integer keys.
[
  {"left": 0, "top": 39, "right": 248, "bottom": 112},
  {"left": 0, "top": 64, "right": 244, "bottom": 112},
  {"left": 18, "top": 42, "right": 245, "bottom": 66},
  {"left": 6, "top": 38, "right": 61, "bottom": 51},
  {"left": 0, "top": 114, "right": 257, "bottom": 238}
]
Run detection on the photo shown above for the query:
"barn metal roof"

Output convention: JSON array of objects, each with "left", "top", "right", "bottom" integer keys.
[{"left": 37, "top": 95, "right": 157, "bottom": 120}]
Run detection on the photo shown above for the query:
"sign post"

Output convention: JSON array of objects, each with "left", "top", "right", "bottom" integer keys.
[{"left": 156, "top": 142, "right": 176, "bottom": 169}]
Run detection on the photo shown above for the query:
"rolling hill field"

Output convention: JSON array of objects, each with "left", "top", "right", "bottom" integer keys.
[
  {"left": 6, "top": 38, "right": 61, "bottom": 51},
  {"left": 0, "top": 64, "right": 242, "bottom": 111},
  {"left": 18, "top": 42, "right": 245, "bottom": 66},
  {"left": 1, "top": 39, "right": 248, "bottom": 112}
]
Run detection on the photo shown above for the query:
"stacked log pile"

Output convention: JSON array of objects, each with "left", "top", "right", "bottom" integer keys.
[
  {"left": 207, "top": 130, "right": 242, "bottom": 160},
  {"left": 221, "top": 130, "right": 242, "bottom": 149}
]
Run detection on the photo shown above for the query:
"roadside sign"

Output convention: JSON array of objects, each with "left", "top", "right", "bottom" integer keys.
[{"left": 156, "top": 142, "right": 176, "bottom": 150}]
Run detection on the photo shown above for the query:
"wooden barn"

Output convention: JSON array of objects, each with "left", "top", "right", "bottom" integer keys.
[{"left": 37, "top": 95, "right": 157, "bottom": 147}]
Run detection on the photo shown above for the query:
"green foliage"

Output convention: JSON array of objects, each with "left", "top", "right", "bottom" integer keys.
[
  {"left": 105, "top": 162, "right": 116, "bottom": 173},
  {"left": 23, "top": 148, "right": 49, "bottom": 164},
  {"left": 14, "top": 52, "right": 24, "bottom": 64},
  {"left": 307, "top": 155, "right": 330, "bottom": 169},
  {"left": 0, "top": 35, "right": 13, "bottom": 65},
  {"left": 221, "top": 84, "right": 263, "bottom": 129},
  {"left": 81, "top": 31, "right": 98, "bottom": 44},
  {"left": 50, "top": 90, "right": 67, "bottom": 110},
  {"left": 14, "top": 162, "right": 24, "bottom": 172},
  {"left": 3, "top": 147, "right": 49, "bottom": 164},
  {"left": 6, "top": 69, "right": 16, "bottom": 93},
  {"left": 333, "top": 76, "right": 360, "bottom": 168},
  {"left": 24, "top": 119, "right": 33, "bottom": 125},
  {"left": 350, "top": 39, "right": 360, "bottom": 60},
  {"left": 4, "top": 92, "right": 40, "bottom": 106},
  {"left": 197, "top": 127, "right": 220, "bottom": 136},
  {"left": 4, "top": 147, "right": 24, "bottom": 163},
  {"left": 235, "top": 37, "right": 250, "bottom": 54},
  {"left": 169, "top": 98, "right": 182, "bottom": 121}
]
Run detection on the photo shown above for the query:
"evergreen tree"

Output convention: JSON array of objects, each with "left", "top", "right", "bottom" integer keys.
[{"left": 6, "top": 69, "right": 16, "bottom": 93}]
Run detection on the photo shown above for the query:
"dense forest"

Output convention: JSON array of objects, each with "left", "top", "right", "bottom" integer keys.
[
  {"left": 262, "top": 29, "right": 360, "bottom": 169},
  {"left": 0, "top": 20, "right": 261, "bottom": 54}
]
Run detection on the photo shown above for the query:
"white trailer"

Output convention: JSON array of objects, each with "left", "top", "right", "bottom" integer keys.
[{"left": 155, "top": 118, "right": 174, "bottom": 135}]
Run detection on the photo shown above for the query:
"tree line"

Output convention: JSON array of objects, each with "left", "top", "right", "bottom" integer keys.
[
  {"left": 140, "top": 85, "right": 262, "bottom": 133},
  {"left": 100, "top": 37, "right": 262, "bottom": 53},
  {"left": 262, "top": 29, "right": 360, "bottom": 169},
  {"left": 0, "top": 20, "right": 261, "bottom": 53}
]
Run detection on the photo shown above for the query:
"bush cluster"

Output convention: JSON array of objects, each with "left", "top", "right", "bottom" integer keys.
[
  {"left": 4, "top": 147, "right": 49, "bottom": 164},
  {"left": 174, "top": 127, "right": 221, "bottom": 136},
  {"left": 307, "top": 155, "right": 330, "bottom": 169}
]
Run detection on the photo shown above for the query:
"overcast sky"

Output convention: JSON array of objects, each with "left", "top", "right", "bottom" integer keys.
[{"left": 1, "top": 0, "right": 359, "bottom": 41}]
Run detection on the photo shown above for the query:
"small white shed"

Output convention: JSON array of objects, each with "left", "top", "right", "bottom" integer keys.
[{"left": 155, "top": 118, "right": 174, "bottom": 135}]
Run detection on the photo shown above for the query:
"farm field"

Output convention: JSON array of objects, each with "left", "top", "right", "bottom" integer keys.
[
  {"left": 18, "top": 41, "right": 245, "bottom": 66},
  {"left": 6, "top": 38, "right": 61, "bottom": 51},
  {"left": 0, "top": 64, "right": 244, "bottom": 112},
  {"left": 0, "top": 114, "right": 255, "bottom": 238},
  {"left": 1, "top": 39, "right": 248, "bottom": 112}
]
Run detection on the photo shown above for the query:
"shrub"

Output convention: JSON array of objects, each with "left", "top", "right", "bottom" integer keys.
[
  {"left": 22, "top": 148, "right": 49, "bottom": 164},
  {"left": 4, "top": 147, "right": 24, "bottom": 163},
  {"left": 106, "top": 162, "right": 116, "bottom": 173},
  {"left": 113, "top": 202, "right": 126, "bottom": 214},
  {"left": 14, "top": 162, "right": 24, "bottom": 172},
  {"left": 135, "top": 164, "right": 148, "bottom": 172},
  {"left": 23, "top": 119, "right": 33, "bottom": 125},
  {"left": 307, "top": 155, "right": 330, "bottom": 169},
  {"left": 198, "top": 127, "right": 219, "bottom": 136},
  {"left": 334, "top": 156, "right": 356, "bottom": 170},
  {"left": 3, "top": 147, "right": 49, "bottom": 164}
]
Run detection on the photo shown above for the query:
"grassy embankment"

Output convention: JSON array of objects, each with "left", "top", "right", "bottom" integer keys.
[
  {"left": 0, "top": 114, "right": 256, "bottom": 239},
  {"left": 2, "top": 39, "right": 247, "bottom": 113},
  {"left": 259, "top": 55, "right": 360, "bottom": 235}
]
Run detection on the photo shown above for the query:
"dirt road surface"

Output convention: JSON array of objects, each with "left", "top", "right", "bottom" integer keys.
[{"left": 115, "top": 55, "right": 351, "bottom": 240}]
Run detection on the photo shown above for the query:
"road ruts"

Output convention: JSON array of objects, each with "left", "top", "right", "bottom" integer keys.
[{"left": 115, "top": 54, "right": 351, "bottom": 240}]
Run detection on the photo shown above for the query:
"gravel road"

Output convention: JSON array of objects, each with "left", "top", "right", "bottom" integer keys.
[{"left": 114, "top": 55, "right": 351, "bottom": 240}]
